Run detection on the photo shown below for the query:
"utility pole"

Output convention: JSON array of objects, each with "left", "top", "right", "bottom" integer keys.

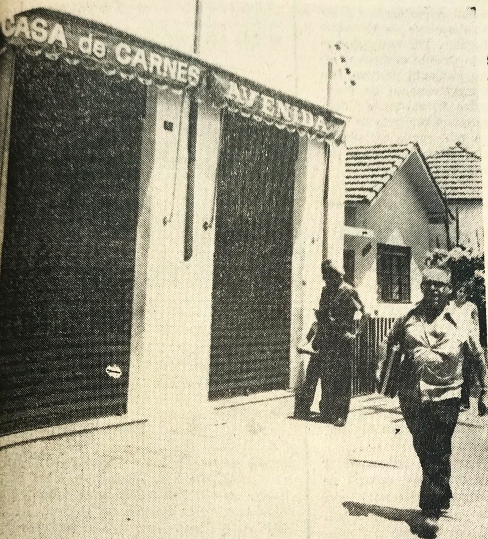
[
  {"left": 326, "top": 60, "right": 332, "bottom": 109},
  {"left": 455, "top": 206, "right": 460, "bottom": 246},
  {"left": 328, "top": 42, "right": 356, "bottom": 113},
  {"left": 443, "top": 190, "right": 451, "bottom": 250},
  {"left": 193, "top": 0, "right": 201, "bottom": 55},
  {"left": 184, "top": 0, "right": 201, "bottom": 260}
]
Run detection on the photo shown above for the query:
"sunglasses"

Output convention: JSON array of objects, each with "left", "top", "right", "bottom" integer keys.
[{"left": 421, "top": 280, "right": 450, "bottom": 289}]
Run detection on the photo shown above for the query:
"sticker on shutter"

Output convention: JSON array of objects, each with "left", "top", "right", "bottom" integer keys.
[{"left": 106, "top": 364, "right": 122, "bottom": 379}]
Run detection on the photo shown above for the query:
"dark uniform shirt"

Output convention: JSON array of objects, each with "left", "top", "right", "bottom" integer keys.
[{"left": 315, "top": 282, "right": 364, "bottom": 351}]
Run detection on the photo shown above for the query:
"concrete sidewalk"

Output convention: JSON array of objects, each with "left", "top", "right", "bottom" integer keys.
[{"left": 1, "top": 393, "right": 487, "bottom": 539}]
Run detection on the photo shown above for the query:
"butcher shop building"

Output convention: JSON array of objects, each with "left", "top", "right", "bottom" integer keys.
[{"left": 0, "top": 8, "right": 348, "bottom": 436}]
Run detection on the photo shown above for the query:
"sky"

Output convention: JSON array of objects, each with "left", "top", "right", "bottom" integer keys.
[{"left": 1, "top": 0, "right": 484, "bottom": 156}]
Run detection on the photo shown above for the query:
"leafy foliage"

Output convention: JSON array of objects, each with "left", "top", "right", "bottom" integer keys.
[{"left": 425, "top": 247, "right": 485, "bottom": 306}]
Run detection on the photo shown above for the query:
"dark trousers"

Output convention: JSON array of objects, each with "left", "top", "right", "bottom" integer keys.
[
  {"left": 399, "top": 396, "right": 460, "bottom": 517},
  {"left": 461, "top": 355, "right": 474, "bottom": 407},
  {"left": 319, "top": 342, "right": 353, "bottom": 422},
  {"left": 294, "top": 340, "right": 353, "bottom": 422}
]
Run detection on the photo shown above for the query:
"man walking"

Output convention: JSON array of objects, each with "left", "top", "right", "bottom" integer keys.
[{"left": 386, "top": 262, "right": 488, "bottom": 536}]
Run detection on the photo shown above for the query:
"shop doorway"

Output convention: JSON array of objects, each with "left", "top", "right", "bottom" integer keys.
[
  {"left": 209, "top": 110, "right": 298, "bottom": 399},
  {"left": 0, "top": 55, "right": 146, "bottom": 435}
]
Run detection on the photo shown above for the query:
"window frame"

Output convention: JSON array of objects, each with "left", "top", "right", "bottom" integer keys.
[{"left": 376, "top": 243, "right": 411, "bottom": 303}]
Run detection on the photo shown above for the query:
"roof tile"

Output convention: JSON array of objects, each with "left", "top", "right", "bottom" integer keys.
[
  {"left": 426, "top": 143, "right": 482, "bottom": 200},
  {"left": 345, "top": 143, "right": 415, "bottom": 202}
]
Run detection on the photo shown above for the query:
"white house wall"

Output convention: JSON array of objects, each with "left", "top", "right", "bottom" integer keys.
[
  {"left": 413, "top": 201, "right": 483, "bottom": 255},
  {"left": 349, "top": 164, "right": 432, "bottom": 317},
  {"left": 453, "top": 200, "right": 484, "bottom": 251}
]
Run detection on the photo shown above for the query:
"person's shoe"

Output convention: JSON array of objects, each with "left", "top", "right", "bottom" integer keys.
[
  {"left": 415, "top": 516, "right": 439, "bottom": 538},
  {"left": 333, "top": 417, "right": 346, "bottom": 427},
  {"left": 478, "top": 398, "right": 487, "bottom": 416},
  {"left": 424, "top": 517, "right": 439, "bottom": 537}
]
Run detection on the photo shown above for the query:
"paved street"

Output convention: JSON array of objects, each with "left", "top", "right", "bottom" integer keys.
[{"left": 1, "top": 393, "right": 487, "bottom": 539}]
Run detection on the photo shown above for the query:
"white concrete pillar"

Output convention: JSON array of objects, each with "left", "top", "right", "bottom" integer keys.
[
  {"left": 129, "top": 90, "right": 221, "bottom": 428},
  {"left": 290, "top": 137, "right": 327, "bottom": 390},
  {"left": 128, "top": 87, "right": 189, "bottom": 420},
  {"left": 324, "top": 140, "right": 346, "bottom": 268}
]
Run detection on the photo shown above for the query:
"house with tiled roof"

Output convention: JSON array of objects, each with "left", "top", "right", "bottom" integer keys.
[
  {"left": 344, "top": 143, "right": 450, "bottom": 316},
  {"left": 426, "top": 142, "right": 483, "bottom": 250}
]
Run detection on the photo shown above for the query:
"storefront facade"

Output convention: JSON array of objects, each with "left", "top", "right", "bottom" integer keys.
[{"left": 0, "top": 9, "right": 347, "bottom": 434}]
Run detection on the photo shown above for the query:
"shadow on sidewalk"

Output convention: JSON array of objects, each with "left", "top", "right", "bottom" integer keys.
[
  {"left": 288, "top": 414, "right": 341, "bottom": 425},
  {"left": 343, "top": 501, "right": 441, "bottom": 538}
]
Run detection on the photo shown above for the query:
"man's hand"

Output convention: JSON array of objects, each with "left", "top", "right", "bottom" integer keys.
[{"left": 344, "top": 331, "right": 356, "bottom": 341}]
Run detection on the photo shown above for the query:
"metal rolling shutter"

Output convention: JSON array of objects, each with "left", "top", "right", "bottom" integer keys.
[
  {"left": 209, "top": 110, "right": 298, "bottom": 399},
  {"left": 0, "top": 55, "right": 146, "bottom": 435}
]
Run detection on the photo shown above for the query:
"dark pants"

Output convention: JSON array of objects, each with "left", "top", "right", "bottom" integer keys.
[
  {"left": 461, "top": 354, "right": 474, "bottom": 407},
  {"left": 319, "top": 341, "right": 353, "bottom": 422},
  {"left": 399, "top": 396, "right": 460, "bottom": 518},
  {"left": 294, "top": 339, "right": 353, "bottom": 423}
]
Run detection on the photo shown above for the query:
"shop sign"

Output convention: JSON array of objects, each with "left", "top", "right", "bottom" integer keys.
[
  {"left": 2, "top": 12, "right": 202, "bottom": 87},
  {"left": 211, "top": 73, "right": 345, "bottom": 141},
  {"left": 2, "top": 9, "right": 347, "bottom": 142}
]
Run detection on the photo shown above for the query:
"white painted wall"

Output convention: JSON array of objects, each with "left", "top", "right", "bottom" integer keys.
[
  {"left": 128, "top": 93, "right": 334, "bottom": 420},
  {"left": 345, "top": 159, "right": 434, "bottom": 317},
  {"left": 453, "top": 200, "right": 484, "bottom": 251},
  {"left": 128, "top": 89, "right": 220, "bottom": 427}
]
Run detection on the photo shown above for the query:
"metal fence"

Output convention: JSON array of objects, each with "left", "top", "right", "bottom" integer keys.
[{"left": 352, "top": 316, "right": 397, "bottom": 397}]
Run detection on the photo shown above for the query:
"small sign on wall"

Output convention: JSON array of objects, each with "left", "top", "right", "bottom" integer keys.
[{"left": 106, "top": 364, "right": 122, "bottom": 379}]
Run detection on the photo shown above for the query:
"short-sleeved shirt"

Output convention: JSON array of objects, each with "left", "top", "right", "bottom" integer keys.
[{"left": 389, "top": 302, "right": 471, "bottom": 402}]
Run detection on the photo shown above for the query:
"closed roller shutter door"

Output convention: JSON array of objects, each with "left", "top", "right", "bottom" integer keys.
[
  {"left": 209, "top": 110, "right": 298, "bottom": 399},
  {"left": 0, "top": 54, "right": 146, "bottom": 435}
]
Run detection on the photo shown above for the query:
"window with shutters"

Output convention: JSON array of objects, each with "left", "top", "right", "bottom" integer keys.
[{"left": 377, "top": 244, "right": 411, "bottom": 303}]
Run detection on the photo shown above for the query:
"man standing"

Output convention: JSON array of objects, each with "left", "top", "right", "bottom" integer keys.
[
  {"left": 295, "top": 260, "right": 364, "bottom": 426},
  {"left": 386, "top": 264, "right": 487, "bottom": 536}
]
